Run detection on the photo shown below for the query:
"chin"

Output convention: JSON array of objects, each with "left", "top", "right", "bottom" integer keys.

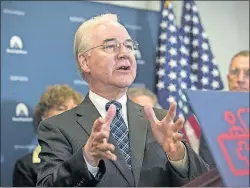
[
  {"left": 115, "top": 80, "right": 134, "bottom": 88},
  {"left": 114, "top": 77, "right": 135, "bottom": 88},
  {"left": 116, "top": 82, "right": 132, "bottom": 88}
]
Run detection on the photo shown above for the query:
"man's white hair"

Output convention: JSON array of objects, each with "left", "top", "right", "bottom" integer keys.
[{"left": 73, "top": 13, "right": 119, "bottom": 76}]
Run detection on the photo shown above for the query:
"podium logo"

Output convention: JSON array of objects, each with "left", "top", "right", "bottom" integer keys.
[
  {"left": 218, "top": 108, "right": 249, "bottom": 176},
  {"left": 134, "top": 48, "right": 145, "bottom": 65},
  {"left": 12, "top": 103, "right": 33, "bottom": 122},
  {"left": 6, "top": 35, "right": 28, "bottom": 55}
]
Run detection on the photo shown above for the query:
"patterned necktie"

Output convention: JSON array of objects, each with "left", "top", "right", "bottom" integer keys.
[{"left": 105, "top": 101, "right": 132, "bottom": 169}]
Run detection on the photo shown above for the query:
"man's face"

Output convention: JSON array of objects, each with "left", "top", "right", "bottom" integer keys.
[
  {"left": 83, "top": 21, "right": 137, "bottom": 89},
  {"left": 44, "top": 98, "right": 78, "bottom": 119},
  {"left": 227, "top": 56, "right": 249, "bottom": 92},
  {"left": 130, "top": 95, "right": 155, "bottom": 108}
]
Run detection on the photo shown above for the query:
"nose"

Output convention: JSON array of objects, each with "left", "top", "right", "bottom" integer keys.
[
  {"left": 117, "top": 44, "right": 130, "bottom": 59},
  {"left": 117, "top": 43, "right": 127, "bottom": 53},
  {"left": 237, "top": 71, "right": 245, "bottom": 84}
]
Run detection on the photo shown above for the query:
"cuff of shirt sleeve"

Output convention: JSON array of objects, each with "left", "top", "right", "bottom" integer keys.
[
  {"left": 84, "top": 156, "right": 99, "bottom": 177},
  {"left": 167, "top": 144, "right": 188, "bottom": 176}
]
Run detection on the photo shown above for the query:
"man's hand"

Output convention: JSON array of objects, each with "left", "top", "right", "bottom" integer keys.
[
  {"left": 144, "top": 102, "right": 185, "bottom": 161},
  {"left": 83, "top": 104, "right": 117, "bottom": 167}
]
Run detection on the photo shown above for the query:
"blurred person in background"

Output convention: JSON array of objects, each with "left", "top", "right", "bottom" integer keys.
[
  {"left": 227, "top": 50, "right": 249, "bottom": 92},
  {"left": 199, "top": 50, "right": 249, "bottom": 168},
  {"left": 12, "top": 84, "right": 83, "bottom": 187},
  {"left": 127, "top": 87, "right": 158, "bottom": 108}
]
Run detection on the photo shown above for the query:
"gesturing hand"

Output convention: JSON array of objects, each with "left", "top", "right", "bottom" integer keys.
[
  {"left": 144, "top": 102, "right": 185, "bottom": 161},
  {"left": 83, "top": 104, "right": 117, "bottom": 166}
]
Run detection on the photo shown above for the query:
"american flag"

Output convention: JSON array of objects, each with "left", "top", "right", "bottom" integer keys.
[{"left": 156, "top": 0, "right": 224, "bottom": 153}]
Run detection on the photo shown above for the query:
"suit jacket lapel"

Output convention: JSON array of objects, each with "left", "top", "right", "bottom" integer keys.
[
  {"left": 76, "top": 94, "right": 135, "bottom": 186},
  {"left": 127, "top": 99, "right": 148, "bottom": 186}
]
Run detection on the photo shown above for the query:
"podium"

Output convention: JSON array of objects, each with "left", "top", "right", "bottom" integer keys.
[
  {"left": 183, "top": 90, "right": 249, "bottom": 187},
  {"left": 183, "top": 168, "right": 224, "bottom": 187}
]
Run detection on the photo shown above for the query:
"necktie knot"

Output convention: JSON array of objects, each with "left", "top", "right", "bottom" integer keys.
[{"left": 105, "top": 100, "right": 122, "bottom": 112}]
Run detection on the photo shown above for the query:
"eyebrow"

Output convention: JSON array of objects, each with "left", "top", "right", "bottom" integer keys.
[
  {"left": 103, "top": 38, "right": 133, "bottom": 43},
  {"left": 103, "top": 38, "right": 117, "bottom": 43},
  {"left": 231, "top": 68, "right": 250, "bottom": 70}
]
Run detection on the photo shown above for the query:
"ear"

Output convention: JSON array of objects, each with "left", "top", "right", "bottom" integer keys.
[{"left": 78, "top": 53, "right": 90, "bottom": 73}]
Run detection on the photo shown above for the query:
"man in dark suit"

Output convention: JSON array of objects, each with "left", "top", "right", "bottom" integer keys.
[
  {"left": 12, "top": 84, "right": 83, "bottom": 186},
  {"left": 37, "top": 13, "right": 209, "bottom": 187},
  {"left": 199, "top": 50, "right": 249, "bottom": 168}
]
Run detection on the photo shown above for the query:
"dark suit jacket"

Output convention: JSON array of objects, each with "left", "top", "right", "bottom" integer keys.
[
  {"left": 199, "top": 132, "right": 216, "bottom": 168},
  {"left": 182, "top": 168, "right": 223, "bottom": 187},
  {"left": 12, "top": 153, "right": 38, "bottom": 187},
  {"left": 37, "top": 95, "right": 209, "bottom": 187}
]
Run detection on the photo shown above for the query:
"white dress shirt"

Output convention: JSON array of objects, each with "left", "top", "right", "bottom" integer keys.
[
  {"left": 83, "top": 90, "right": 188, "bottom": 177},
  {"left": 89, "top": 90, "right": 129, "bottom": 129}
]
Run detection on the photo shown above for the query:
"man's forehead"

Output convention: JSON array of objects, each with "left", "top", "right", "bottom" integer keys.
[
  {"left": 94, "top": 22, "right": 130, "bottom": 39},
  {"left": 95, "top": 22, "right": 126, "bottom": 32},
  {"left": 230, "top": 56, "right": 249, "bottom": 69}
]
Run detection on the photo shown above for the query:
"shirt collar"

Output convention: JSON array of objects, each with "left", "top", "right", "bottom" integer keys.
[{"left": 89, "top": 90, "right": 127, "bottom": 116}]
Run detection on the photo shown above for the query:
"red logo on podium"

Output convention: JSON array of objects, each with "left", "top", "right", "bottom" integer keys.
[{"left": 217, "top": 107, "right": 250, "bottom": 176}]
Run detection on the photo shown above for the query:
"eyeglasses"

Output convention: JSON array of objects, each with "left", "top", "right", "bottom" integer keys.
[
  {"left": 229, "top": 68, "right": 249, "bottom": 78},
  {"left": 83, "top": 38, "right": 139, "bottom": 54}
]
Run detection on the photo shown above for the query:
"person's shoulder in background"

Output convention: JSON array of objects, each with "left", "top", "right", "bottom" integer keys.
[{"left": 12, "top": 149, "right": 39, "bottom": 187}]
